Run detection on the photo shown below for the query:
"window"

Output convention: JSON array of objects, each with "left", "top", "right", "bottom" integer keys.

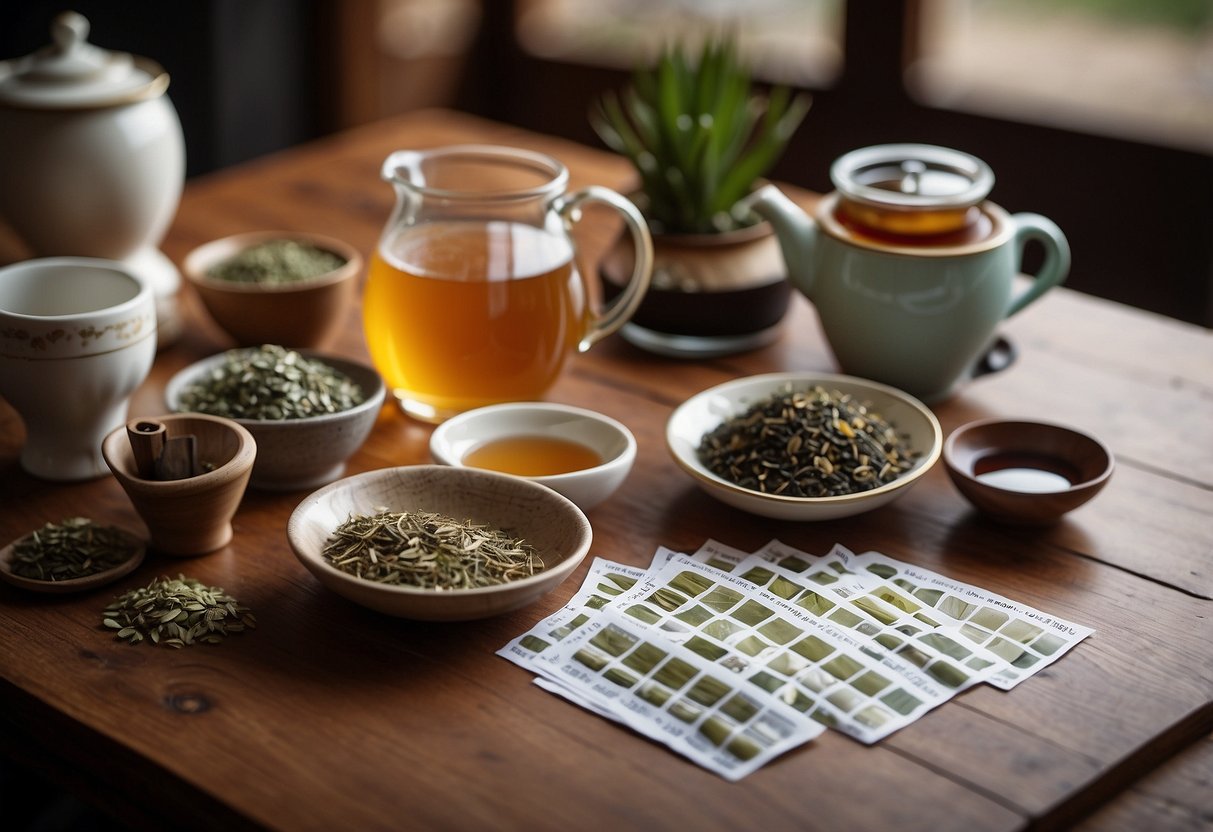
[
  {"left": 515, "top": 0, "right": 845, "bottom": 88},
  {"left": 910, "top": 0, "right": 1213, "bottom": 152}
]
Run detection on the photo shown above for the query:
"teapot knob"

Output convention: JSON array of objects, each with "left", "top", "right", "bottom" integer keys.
[
  {"left": 900, "top": 160, "right": 926, "bottom": 195},
  {"left": 51, "top": 11, "right": 91, "bottom": 54},
  {"left": 33, "top": 11, "right": 109, "bottom": 80}
]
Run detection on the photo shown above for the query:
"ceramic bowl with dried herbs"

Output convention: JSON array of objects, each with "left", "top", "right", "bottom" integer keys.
[
  {"left": 666, "top": 372, "right": 942, "bottom": 521},
  {"left": 287, "top": 465, "right": 593, "bottom": 621},
  {"left": 165, "top": 345, "right": 385, "bottom": 491},
  {"left": 183, "top": 230, "right": 362, "bottom": 348}
]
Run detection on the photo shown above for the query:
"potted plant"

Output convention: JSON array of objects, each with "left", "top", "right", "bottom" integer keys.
[{"left": 592, "top": 37, "right": 810, "bottom": 357}]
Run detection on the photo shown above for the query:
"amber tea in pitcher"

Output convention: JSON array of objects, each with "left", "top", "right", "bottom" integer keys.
[
  {"left": 364, "top": 145, "right": 653, "bottom": 422},
  {"left": 364, "top": 220, "right": 586, "bottom": 418}
]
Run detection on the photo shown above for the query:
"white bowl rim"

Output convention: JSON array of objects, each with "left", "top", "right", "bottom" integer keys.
[
  {"left": 183, "top": 230, "right": 362, "bottom": 293},
  {"left": 287, "top": 464, "right": 593, "bottom": 598},
  {"left": 430, "top": 401, "right": 637, "bottom": 483},
  {"left": 667, "top": 371, "right": 942, "bottom": 506},
  {"left": 165, "top": 348, "right": 386, "bottom": 427},
  {"left": 0, "top": 256, "right": 153, "bottom": 322}
]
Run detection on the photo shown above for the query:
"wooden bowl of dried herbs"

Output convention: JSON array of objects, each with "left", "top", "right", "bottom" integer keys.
[
  {"left": 183, "top": 230, "right": 362, "bottom": 349},
  {"left": 0, "top": 517, "right": 145, "bottom": 594},
  {"left": 165, "top": 345, "right": 386, "bottom": 491},
  {"left": 666, "top": 372, "right": 942, "bottom": 521},
  {"left": 286, "top": 465, "right": 593, "bottom": 621}
]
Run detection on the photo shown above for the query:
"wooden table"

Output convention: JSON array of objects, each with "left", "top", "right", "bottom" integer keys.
[{"left": 2, "top": 110, "right": 1211, "bottom": 832}]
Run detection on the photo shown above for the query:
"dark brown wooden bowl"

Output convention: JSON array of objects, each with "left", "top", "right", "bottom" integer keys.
[{"left": 944, "top": 419, "right": 1113, "bottom": 524}]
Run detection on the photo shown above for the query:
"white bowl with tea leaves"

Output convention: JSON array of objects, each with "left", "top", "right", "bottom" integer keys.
[
  {"left": 428, "top": 402, "right": 636, "bottom": 511},
  {"left": 287, "top": 465, "right": 593, "bottom": 621},
  {"left": 165, "top": 344, "right": 385, "bottom": 491},
  {"left": 667, "top": 372, "right": 942, "bottom": 521}
]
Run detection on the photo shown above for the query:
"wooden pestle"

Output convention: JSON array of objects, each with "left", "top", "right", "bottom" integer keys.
[
  {"left": 126, "top": 418, "right": 198, "bottom": 481},
  {"left": 155, "top": 435, "right": 198, "bottom": 481},
  {"left": 126, "top": 418, "right": 166, "bottom": 479}
]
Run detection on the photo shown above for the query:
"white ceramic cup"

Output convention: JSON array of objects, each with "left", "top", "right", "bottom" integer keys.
[{"left": 0, "top": 257, "right": 157, "bottom": 480}]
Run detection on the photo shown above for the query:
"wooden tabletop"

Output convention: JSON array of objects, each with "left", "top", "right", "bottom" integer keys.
[{"left": 2, "top": 109, "right": 1211, "bottom": 832}]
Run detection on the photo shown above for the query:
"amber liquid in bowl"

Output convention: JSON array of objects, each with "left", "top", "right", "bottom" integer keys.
[
  {"left": 364, "top": 220, "right": 588, "bottom": 421},
  {"left": 463, "top": 435, "right": 602, "bottom": 477}
]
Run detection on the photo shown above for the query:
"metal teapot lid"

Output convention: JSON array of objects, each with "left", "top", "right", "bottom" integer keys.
[
  {"left": 0, "top": 12, "right": 169, "bottom": 109},
  {"left": 828, "top": 144, "right": 996, "bottom": 238},
  {"left": 831, "top": 144, "right": 994, "bottom": 211}
]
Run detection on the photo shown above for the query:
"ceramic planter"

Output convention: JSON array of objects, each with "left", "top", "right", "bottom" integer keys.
[{"left": 598, "top": 220, "right": 791, "bottom": 358}]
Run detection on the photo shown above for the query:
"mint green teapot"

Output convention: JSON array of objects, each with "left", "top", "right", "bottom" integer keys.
[{"left": 746, "top": 144, "right": 1069, "bottom": 402}]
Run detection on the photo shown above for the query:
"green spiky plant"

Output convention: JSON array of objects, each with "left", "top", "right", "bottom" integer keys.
[{"left": 591, "top": 38, "right": 811, "bottom": 235}]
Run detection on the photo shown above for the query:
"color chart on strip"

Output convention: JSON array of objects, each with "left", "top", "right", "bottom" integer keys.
[{"left": 501, "top": 540, "right": 1094, "bottom": 780}]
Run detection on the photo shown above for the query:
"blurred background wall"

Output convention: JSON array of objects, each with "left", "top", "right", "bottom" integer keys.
[{"left": 2, "top": 0, "right": 1211, "bottom": 326}]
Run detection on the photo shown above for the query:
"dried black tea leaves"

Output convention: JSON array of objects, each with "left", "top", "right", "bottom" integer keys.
[{"left": 697, "top": 386, "right": 915, "bottom": 498}]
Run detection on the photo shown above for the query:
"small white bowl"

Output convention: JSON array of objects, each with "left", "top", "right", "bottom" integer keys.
[
  {"left": 287, "top": 465, "right": 593, "bottom": 621},
  {"left": 166, "top": 349, "right": 386, "bottom": 491},
  {"left": 667, "top": 372, "right": 942, "bottom": 521},
  {"left": 429, "top": 402, "right": 636, "bottom": 511}
]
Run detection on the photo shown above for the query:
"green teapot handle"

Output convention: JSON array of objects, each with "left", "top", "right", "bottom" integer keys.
[{"left": 1007, "top": 213, "right": 1070, "bottom": 318}]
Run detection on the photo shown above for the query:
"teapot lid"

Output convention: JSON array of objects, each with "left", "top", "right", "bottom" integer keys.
[
  {"left": 830, "top": 144, "right": 994, "bottom": 211},
  {"left": 0, "top": 12, "right": 169, "bottom": 109}
]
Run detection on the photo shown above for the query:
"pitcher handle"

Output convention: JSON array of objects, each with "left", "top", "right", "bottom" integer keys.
[
  {"left": 555, "top": 186, "right": 653, "bottom": 351},
  {"left": 381, "top": 150, "right": 422, "bottom": 184},
  {"left": 1006, "top": 213, "right": 1070, "bottom": 318}
]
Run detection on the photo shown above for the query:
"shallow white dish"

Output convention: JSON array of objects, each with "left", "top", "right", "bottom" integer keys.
[
  {"left": 666, "top": 372, "right": 942, "bottom": 521},
  {"left": 287, "top": 465, "right": 593, "bottom": 621},
  {"left": 165, "top": 348, "right": 385, "bottom": 491},
  {"left": 429, "top": 402, "right": 636, "bottom": 511}
]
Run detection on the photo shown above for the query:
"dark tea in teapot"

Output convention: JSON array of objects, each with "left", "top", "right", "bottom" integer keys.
[{"left": 828, "top": 144, "right": 998, "bottom": 247}]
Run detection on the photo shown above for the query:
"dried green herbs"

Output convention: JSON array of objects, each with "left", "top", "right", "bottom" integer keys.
[
  {"left": 102, "top": 575, "right": 256, "bottom": 647},
  {"left": 697, "top": 386, "right": 915, "bottom": 497},
  {"left": 9, "top": 518, "right": 138, "bottom": 582},
  {"left": 208, "top": 239, "right": 346, "bottom": 284},
  {"left": 178, "top": 344, "right": 364, "bottom": 420},
  {"left": 322, "top": 510, "right": 542, "bottom": 590}
]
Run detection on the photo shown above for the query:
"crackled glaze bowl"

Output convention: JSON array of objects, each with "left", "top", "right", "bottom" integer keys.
[
  {"left": 165, "top": 349, "right": 385, "bottom": 491},
  {"left": 288, "top": 465, "right": 593, "bottom": 621}
]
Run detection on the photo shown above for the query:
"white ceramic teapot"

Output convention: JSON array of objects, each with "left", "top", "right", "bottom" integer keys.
[{"left": 0, "top": 11, "right": 185, "bottom": 345}]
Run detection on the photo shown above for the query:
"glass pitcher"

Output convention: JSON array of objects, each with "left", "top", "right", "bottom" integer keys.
[{"left": 364, "top": 145, "right": 653, "bottom": 423}]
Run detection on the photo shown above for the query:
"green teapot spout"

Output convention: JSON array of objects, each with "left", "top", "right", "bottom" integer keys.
[{"left": 743, "top": 184, "right": 819, "bottom": 296}]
